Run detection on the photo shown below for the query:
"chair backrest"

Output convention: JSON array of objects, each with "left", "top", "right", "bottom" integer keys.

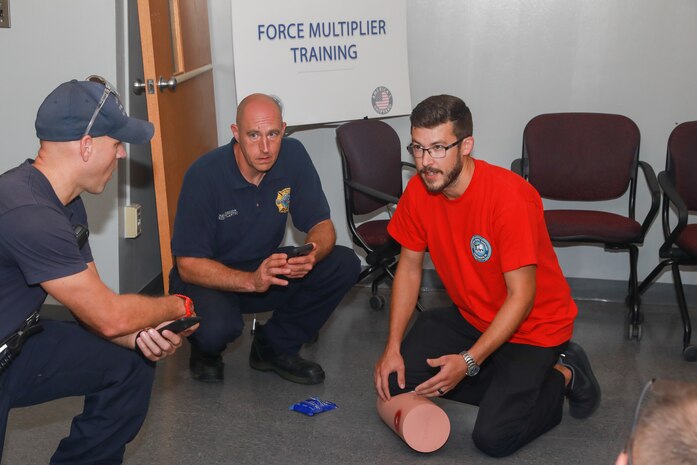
[
  {"left": 522, "top": 112, "right": 640, "bottom": 201},
  {"left": 336, "top": 119, "right": 404, "bottom": 215},
  {"left": 667, "top": 121, "right": 697, "bottom": 211}
]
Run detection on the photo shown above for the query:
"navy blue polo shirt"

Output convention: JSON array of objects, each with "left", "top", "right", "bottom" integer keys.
[
  {"left": 0, "top": 161, "right": 93, "bottom": 340},
  {"left": 171, "top": 137, "right": 330, "bottom": 271}
]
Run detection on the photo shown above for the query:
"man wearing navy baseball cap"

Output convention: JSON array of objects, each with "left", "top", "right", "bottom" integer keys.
[{"left": 0, "top": 77, "right": 198, "bottom": 464}]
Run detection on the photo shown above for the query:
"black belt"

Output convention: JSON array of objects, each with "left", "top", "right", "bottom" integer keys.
[{"left": 0, "top": 311, "right": 43, "bottom": 375}]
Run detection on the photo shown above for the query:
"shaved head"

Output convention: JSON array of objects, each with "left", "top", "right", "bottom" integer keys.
[{"left": 236, "top": 93, "right": 282, "bottom": 125}]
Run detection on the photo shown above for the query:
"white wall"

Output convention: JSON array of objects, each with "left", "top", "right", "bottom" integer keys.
[
  {"left": 2, "top": 1, "right": 696, "bottom": 292},
  {"left": 0, "top": 0, "right": 123, "bottom": 292},
  {"left": 406, "top": 0, "right": 697, "bottom": 283},
  {"left": 211, "top": 0, "right": 697, "bottom": 284}
]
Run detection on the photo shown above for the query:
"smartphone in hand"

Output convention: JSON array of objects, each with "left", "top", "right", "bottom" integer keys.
[
  {"left": 158, "top": 316, "right": 202, "bottom": 335},
  {"left": 285, "top": 243, "right": 313, "bottom": 258}
]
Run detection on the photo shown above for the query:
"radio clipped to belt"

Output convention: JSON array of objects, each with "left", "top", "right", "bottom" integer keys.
[{"left": 0, "top": 311, "right": 43, "bottom": 375}]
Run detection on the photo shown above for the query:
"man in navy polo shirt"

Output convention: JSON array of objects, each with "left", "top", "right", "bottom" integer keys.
[
  {"left": 170, "top": 93, "right": 360, "bottom": 385},
  {"left": 0, "top": 77, "right": 197, "bottom": 464}
]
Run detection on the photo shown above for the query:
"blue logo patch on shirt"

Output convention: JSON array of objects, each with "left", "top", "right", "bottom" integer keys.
[{"left": 470, "top": 235, "right": 492, "bottom": 262}]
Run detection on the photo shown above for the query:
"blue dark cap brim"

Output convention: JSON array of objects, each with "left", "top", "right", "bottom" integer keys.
[{"left": 109, "top": 117, "right": 155, "bottom": 145}]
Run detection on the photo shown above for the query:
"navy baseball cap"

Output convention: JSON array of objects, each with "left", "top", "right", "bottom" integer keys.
[{"left": 35, "top": 78, "right": 154, "bottom": 144}]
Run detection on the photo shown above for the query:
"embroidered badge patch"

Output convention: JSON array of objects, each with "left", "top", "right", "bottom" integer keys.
[
  {"left": 276, "top": 187, "right": 291, "bottom": 213},
  {"left": 217, "top": 209, "right": 238, "bottom": 221},
  {"left": 470, "top": 235, "right": 492, "bottom": 262}
]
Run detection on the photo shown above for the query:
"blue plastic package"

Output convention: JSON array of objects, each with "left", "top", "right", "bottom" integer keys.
[{"left": 289, "top": 397, "right": 337, "bottom": 416}]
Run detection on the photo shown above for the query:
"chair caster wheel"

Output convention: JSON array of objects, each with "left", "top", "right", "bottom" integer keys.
[
  {"left": 370, "top": 294, "right": 386, "bottom": 310},
  {"left": 627, "top": 323, "right": 642, "bottom": 341},
  {"left": 683, "top": 345, "right": 697, "bottom": 362}
]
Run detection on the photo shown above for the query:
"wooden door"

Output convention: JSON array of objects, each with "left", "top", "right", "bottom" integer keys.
[{"left": 137, "top": 0, "right": 218, "bottom": 292}]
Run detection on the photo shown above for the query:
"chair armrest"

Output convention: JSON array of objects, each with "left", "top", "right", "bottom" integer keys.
[
  {"left": 400, "top": 161, "right": 418, "bottom": 187},
  {"left": 511, "top": 158, "right": 524, "bottom": 177},
  {"left": 638, "top": 160, "right": 661, "bottom": 237},
  {"left": 657, "top": 171, "right": 688, "bottom": 251},
  {"left": 345, "top": 179, "right": 400, "bottom": 205}
]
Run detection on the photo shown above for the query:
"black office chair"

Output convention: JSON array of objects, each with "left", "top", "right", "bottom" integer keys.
[
  {"left": 512, "top": 113, "right": 660, "bottom": 340},
  {"left": 636, "top": 121, "right": 697, "bottom": 361},
  {"left": 336, "top": 118, "right": 422, "bottom": 310}
]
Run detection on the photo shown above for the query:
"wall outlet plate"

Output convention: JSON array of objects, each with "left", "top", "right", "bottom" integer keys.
[{"left": 124, "top": 204, "right": 142, "bottom": 239}]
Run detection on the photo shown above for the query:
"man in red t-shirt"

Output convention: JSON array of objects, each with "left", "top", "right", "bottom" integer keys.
[{"left": 374, "top": 95, "right": 601, "bottom": 457}]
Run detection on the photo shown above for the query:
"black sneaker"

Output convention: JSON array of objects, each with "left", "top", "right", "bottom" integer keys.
[
  {"left": 190, "top": 344, "right": 224, "bottom": 383},
  {"left": 249, "top": 327, "right": 325, "bottom": 385},
  {"left": 560, "top": 341, "right": 601, "bottom": 418}
]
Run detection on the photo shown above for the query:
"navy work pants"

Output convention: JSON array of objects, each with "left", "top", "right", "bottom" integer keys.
[
  {"left": 390, "top": 306, "right": 568, "bottom": 457},
  {"left": 170, "top": 246, "right": 360, "bottom": 355},
  {"left": 0, "top": 320, "right": 155, "bottom": 464}
]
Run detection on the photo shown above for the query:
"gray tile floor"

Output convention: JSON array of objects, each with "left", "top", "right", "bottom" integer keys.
[{"left": 3, "top": 285, "right": 697, "bottom": 464}]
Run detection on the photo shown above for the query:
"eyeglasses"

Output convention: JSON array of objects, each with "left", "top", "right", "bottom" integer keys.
[
  {"left": 82, "top": 75, "right": 122, "bottom": 138},
  {"left": 406, "top": 136, "right": 466, "bottom": 159}
]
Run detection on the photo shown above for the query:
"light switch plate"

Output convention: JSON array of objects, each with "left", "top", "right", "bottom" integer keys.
[{"left": 0, "top": 0, "right": 11, "bottom": 29}]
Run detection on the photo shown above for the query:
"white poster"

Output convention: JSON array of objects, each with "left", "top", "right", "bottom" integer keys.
[{"left": 231, "top": 0, "right": 411, "bottom": 126}]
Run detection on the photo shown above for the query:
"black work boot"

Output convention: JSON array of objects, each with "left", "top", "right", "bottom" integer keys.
[
  {"left": 249, "top": 325, "right": 325, "bottom": 385},
  {"left": 560, "top": 341, "right": 601, "bottom": 418},
  {"left": 190, "top": 343, "right": 224, "bottom": 383}
]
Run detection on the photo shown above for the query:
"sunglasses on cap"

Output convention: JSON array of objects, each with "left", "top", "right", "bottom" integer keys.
[{"left": 82, "top": 75, "right": 122, "bottom": 138}]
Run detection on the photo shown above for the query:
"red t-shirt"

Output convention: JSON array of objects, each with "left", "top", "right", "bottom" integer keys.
[{"left": 388, "top": 159, "right": 576, "bottom": 347}]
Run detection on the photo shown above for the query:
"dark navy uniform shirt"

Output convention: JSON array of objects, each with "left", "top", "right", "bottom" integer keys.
[
  {"left": 171, "top": 138, "right": 330, "bottom": 271},
  {"left": 0, "top": 160, "right": 93, "bottom": 341}
]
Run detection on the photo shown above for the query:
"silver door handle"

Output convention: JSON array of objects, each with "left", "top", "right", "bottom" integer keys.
[
  {"left": 132, "top": 79, "right": 146, "bottom": 95},
  {"left": 157, "top": 64, "right": 213, "bottom": 93},
  {"left": 158, "top": 76, "right": 178, "bottom": 92}
]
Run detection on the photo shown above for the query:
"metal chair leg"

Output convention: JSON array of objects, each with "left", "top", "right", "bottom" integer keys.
[
  {"left": 670, "top": 263, "right": 697, "bottom": 361},
  {"left": 626, "top": 245, "right": 643, "bottom": 340},
  {"left": 637, "top": 260, "right": 671, "bottom": 297}
]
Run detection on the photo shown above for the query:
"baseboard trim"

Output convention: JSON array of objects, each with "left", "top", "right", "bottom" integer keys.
[
  {"left": 358, "top": 267, "right": 697, "bottom": 306},
  {"left": 565, "top": 276, "right": 697, "bottom": 306}
]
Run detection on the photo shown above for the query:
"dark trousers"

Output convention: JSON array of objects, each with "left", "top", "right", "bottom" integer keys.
[
  {"left": 170, "top": 246, "right": 360, "bottom": 355},
  {"left": 390, "top": 306, "right": 568, "bottom": 458},
  {"left": 0, "top": 320, "right": 155, "bottom": 464}
]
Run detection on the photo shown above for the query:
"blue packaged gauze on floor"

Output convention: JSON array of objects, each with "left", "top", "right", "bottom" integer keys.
[{"left": 289, "top": 397, "right": 337, "bottom": 416}]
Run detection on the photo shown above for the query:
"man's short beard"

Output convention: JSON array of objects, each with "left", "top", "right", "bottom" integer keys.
[{"left": 419, "top": 154, "right": 464, "bottom": 194}]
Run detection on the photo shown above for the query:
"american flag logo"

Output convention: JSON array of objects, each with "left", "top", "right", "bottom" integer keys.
[{"left": 371, "top": 86, "right": 393, "bottom": 115}]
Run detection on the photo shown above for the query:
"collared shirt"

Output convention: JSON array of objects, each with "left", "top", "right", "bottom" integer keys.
[{"left": 171, "top": 137, "right": 330, "bottom": 271}]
